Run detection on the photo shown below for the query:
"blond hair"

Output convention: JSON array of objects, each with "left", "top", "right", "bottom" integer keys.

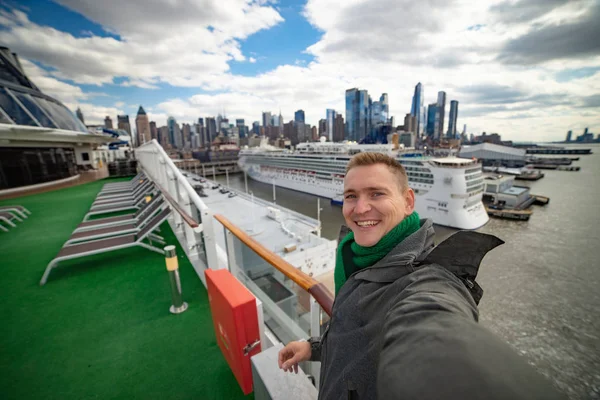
[{"left": 346, "top": 152, "right": 409, "bottom": 192}]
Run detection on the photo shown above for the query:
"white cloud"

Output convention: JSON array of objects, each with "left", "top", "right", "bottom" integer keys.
[
  {"left": 0, "top": 2, "right": 283, "bottom": 87},
  {"left": 2, "top": 0, "right": 599, "bottom": 140},
  {"left": 19, "top": 59, "right": 88, "bottom": 104}
]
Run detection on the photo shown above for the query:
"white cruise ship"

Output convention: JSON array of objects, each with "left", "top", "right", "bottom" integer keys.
[{"left": 238, "top": 138, "right": 489, "bottom": 230}]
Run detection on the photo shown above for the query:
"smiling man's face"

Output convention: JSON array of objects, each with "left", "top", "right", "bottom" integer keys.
[{"left": 342, "top": 163, "right": 415, "bottom": 247}]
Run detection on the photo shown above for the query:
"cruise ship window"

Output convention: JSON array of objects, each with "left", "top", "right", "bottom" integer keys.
[
  {"left": 34, "top": 97, "right": 84, "bottom": 132},
  {"left": 0, "top": 87, "right": 38, "bottom": 126},
  {"left": 0, "top": 59, "right": 22, "bottom": 85},
  {"left": 0, "top": 106, "right": 13, "bottom": 124},
  {"left": 11, "top": 91, "right": 58, "bottom": 128}
]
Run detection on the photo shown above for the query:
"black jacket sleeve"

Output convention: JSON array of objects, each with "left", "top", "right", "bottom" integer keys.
[
  {"left": 377, "top": 264, "right": 565, "bottom": 400},
  {"left": 308, "top": 337, "right": 322, "bottom": 362}
]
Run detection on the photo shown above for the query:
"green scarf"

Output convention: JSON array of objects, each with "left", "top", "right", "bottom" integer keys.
[{"left": 334, "top": 211, "right": 421, "bottom": 295}]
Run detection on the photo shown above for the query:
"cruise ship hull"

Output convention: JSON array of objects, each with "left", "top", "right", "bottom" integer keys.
[{"left": 242, "top": 164, "right": 489, "bottom": 230}]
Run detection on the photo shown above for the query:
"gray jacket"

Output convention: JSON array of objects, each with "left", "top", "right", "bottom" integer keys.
[{"left": 311, "top": 219, "right": 564, "bottom": 400}]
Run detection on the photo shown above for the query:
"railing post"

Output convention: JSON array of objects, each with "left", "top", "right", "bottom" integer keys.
[
  {"left": 202, "top": 208, "right": 221, "bottom": 270},
  {"left": 158, "top": 156, "right": 169, "bottom": 191},
  {"left": 224, "top": 228, "right": 240, "bottom": 277},
  {"left": 178, "top": 179, "right": 200, "bottom": 258},
  {"left": 166, "top": 169, "right": 183, "bottom": 231}
]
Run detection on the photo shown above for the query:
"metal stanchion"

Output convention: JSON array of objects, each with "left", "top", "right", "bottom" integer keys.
[{"left": 164, "top": 245, "right": 188, "bottom": 314}]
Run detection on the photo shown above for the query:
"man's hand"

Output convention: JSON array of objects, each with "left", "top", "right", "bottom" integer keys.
[{"left": 278, "top": 340, "right": 311, "bottom": 374}]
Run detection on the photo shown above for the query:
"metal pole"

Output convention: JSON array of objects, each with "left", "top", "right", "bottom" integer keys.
[
  {"left": 164, "top": 245, "right": 188, "bottom": 314},
  {"left": 226, "top": 168, "right": 230, "bottom": 188},
  {"left": 317, "top": 198, "right": 322, "bottom": 237},
  {"left": 212, "top": 165, "right": 216, "bottom": 181},
  {"left": 195, "top": 163, "right": 198, "bottom": 175},
  {"left": 251, "top": 191, "right": 255, "bottom": 232},
  {"left": 202, "top": 164, "right": 206, "bottom": 177},
  {"left": 272, "top": 179, "right": 276, "bottom": 204},
  {"left": 244, "top": 171, "right": 248, "bottom": 194}
]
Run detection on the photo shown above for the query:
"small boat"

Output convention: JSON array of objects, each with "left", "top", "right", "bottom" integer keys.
[
  {"left": 331, "top": 194, "right": 344, "bottom": 206},
  {"left": 532, "top": 195, "right": 550, "bottom": 205},
  {"left": 485, "top": 205, "right": 532, "bottom": 221}
]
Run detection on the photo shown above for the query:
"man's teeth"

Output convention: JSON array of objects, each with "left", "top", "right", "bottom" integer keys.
[{"left": 356, "top": 221, "right": 379, "bottom": 227}]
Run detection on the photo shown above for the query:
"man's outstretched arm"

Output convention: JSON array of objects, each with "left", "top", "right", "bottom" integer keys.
[{"left": 377, "top": 265, "right": 565, "bottom": 400}]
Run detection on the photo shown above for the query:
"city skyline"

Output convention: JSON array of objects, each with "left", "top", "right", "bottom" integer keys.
[{"left": 1, "top": 0, "right": 598, "bottom": 141}]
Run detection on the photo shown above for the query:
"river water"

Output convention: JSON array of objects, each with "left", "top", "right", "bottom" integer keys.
[{"left": 215, "top": 144, "right": 600, "bottom": 399}]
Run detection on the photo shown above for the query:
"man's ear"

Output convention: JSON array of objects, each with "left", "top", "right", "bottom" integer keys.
[{"left": 404, "top": 188, "right": 415, "bottom": 214}]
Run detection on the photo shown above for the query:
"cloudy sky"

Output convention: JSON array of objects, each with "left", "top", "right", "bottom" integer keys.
[{"left": 1, "top": 0, "right": 599, "bottom": 141}]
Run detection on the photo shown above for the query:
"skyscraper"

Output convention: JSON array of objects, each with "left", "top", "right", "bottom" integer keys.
[
  {"left": 318, "top": 119, "right": 327, "bottom": 136},
  {"left": 326, "top": 109, "right": 336, "bottom": 141},
  {"left": 205, "top": 117, "right": 217, "bottom": 146},
  {"left": 426, "top": 104, "right": 437, "bottom": 138},
  {"left": 437, "top": 91, "right": 446, "bottom": 139},
  {"left": 149, "top": 121, "right": 157, "bottom": 141},
  {"left": 182, "top": 123, "right": 191, "bottom": 148},
  {"left": 345, "top": 88, "right": 369, "bottom": 141},
  {"left": 76, "top": 107, "right": 85, "bottom": 124},
  {"left": 334, "top": 114, "right": 345, "bottom": 142},
  {"left": 410, "top": 83, "right": 425, "bottom": 136},
  {"left": 117, "top": 115, "right": 131, "bottom": 135},
  {"left": 271, "top": 114, "right": 280, "bottom": 127},
  {"left": 252, "top": 121, "right": 260, "bottom": 135},
  {"left": 135, "top": 106, "right": 151, "bottom": 145},
  {"left": 380, "top": 93, "right": 389, "bottom": 117},
  {"left": 158, "top": 126, "right": 169, "bottom": 146},
  {"left": 566, "top": 130, "right": 572, "bottom": 142},
  {"left": 447, "top": 100, "right": 459, "bottom": 139},
  {"left": 167, "top": 116, "right": 181, "bottom": 148},
  {"left": 262, "top": 111, "right": 272, "bottom": 128},
  {"left": 236, "top": 119, "right": 247, "bottom": 138},
  {"left": 216, "top": 114, "right": 223, "bottom": 133},
  {"left": 104, "top": 116, "right": 113, "bottom": 129},
  {"left": 284, "top": 120, "right": 294, "bottom": 140},
  {"left": 404, "top": 113, "right": 416, "bottom": 133},
  {"left": 294, "top": 110, "right": 305, "bottom": 124}
]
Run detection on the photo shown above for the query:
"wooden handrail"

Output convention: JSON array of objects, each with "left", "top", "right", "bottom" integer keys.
[
  {"left": 155, "top": 182, "right": 199, "bottom": 228},
  {"left": 214, "top": 213, "right": 334, "bottom": 316}
]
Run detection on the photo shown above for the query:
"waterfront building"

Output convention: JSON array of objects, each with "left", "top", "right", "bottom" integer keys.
[
  {"left": 262, "top": 111, "right": 272, "bottom": 128},
  {"left": 345, "top": 88, "right": 369, "bottom": 142},
  {"left": 426, "top": 104, "right": 437, "bottom": 138},
  {"left": 135, "top": 106, "right": 151, "bottom": 146},
  {"left": 117, "top": 115, "right": 131, "bottom": 135},
  {"left": 447, "top": 100, "right": 459, "bottom": 139},
  {"left": 326, "top": 109, "right": 336, "bottom": 141},
  {"left": 333, "top": 114, "right": 344, "bottom": 142},
  {"left": 410, "top": 82, "right": 426, "bottom": 136},
  {"left": 437, "top": 91, "right": 446, "bottom": 139},
  {"left": 150, "top": 121, "right": 157, "bottom": 141},
  {"left": 104, "top": 116, "right": 113, "bottom": 129}
]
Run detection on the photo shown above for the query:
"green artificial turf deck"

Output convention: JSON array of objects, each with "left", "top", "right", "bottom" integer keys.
[{"left": 0, "top": 178, "right": 252, "bottom": 399}]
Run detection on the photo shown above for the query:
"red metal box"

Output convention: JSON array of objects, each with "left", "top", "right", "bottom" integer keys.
[{"left": 205, "top": 269, "right": 261, "bottom": 395}]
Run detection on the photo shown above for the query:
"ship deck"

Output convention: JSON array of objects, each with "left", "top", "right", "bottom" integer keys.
[
  {"left": 188, "top": 174, "right": 328, "bottom": 258},
  {"left": 0, "top": 178, "right": 252, "bottom": 399}
]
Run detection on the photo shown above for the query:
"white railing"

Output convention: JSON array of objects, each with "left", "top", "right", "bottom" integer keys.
[{"left": 135, "top": 140, "right": 327, "bottom": 384}]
